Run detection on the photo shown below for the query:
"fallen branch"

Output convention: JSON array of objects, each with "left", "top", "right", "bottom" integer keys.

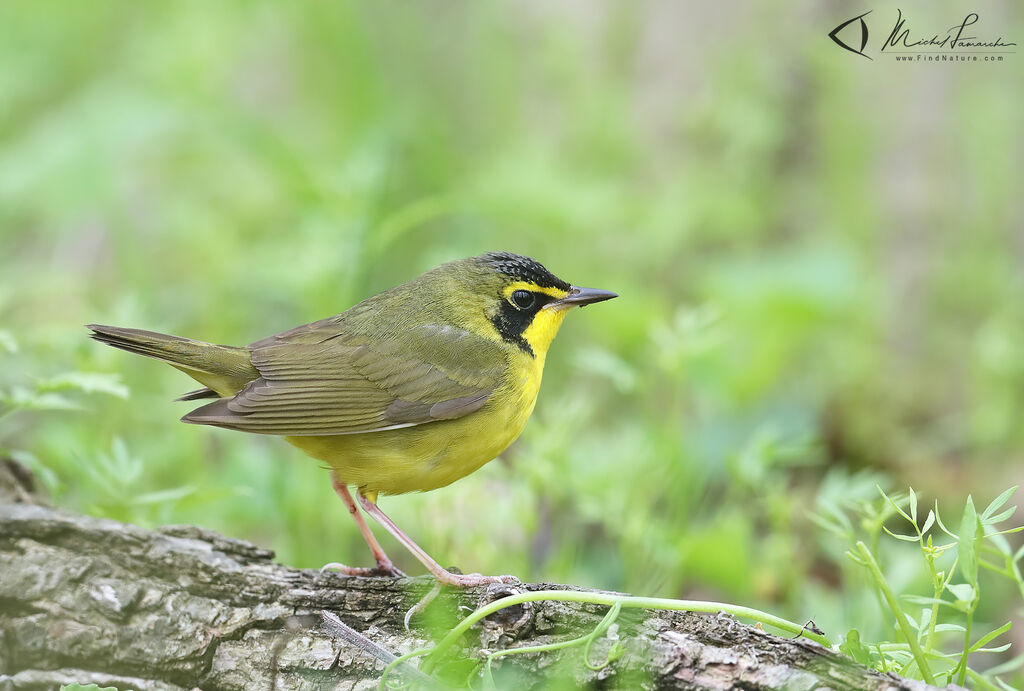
[{"left": 0, "top": 462, "right": 957, "bottom": 690}]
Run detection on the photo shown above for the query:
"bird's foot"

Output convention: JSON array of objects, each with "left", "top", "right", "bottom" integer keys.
[
  {"left": 321, "top": 561, "right": 406, "bottom": 578},
  {"left": 434, "top": 570, "right": 519, "bottom": 587}
]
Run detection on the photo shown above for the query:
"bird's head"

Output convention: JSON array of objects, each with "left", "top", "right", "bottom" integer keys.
[{"left": 445, "top": 252, "right": 617, "bottom": 360}]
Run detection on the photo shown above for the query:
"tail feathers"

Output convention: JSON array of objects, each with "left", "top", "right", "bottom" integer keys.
[
  {"left": 88, "top": 324, "right": 259, "bottom": 398},
  {"left": 88, "top": 325, "right": 203, "bottom": 361}
]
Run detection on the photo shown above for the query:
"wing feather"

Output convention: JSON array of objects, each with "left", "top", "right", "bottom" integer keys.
[{"left": 182, "top": 323, "right": 506, "bottom": 436}]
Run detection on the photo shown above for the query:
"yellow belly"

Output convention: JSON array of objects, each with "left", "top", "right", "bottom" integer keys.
[{"left": 285, "top": 356, "right": 542, "bottom": 496}]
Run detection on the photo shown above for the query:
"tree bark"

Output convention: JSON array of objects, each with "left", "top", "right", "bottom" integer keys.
[{"left": 0, "top": 462, "right": 957, "bottom": 691}]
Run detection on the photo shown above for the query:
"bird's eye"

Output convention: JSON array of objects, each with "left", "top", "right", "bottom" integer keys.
[{"left": 510, "top": 290, "right": 536, "bottom": 310}]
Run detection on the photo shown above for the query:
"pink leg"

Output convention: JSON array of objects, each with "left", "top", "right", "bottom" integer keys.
[
  {"left": 322, "top": 473, "right": 405, "bottom": 578},
  {"left": 356, "top": 491, "right": 517, "bottom": 587}
]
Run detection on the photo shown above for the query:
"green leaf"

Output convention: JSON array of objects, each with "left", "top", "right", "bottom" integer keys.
[
  {"left": 946, "top": 583, "right": 976, "bottom": 603},
  {"left": 909, "top": 487, "right": 918, "bottom": 522},
  {"left": 809, "top": 503, "right": 853, "bottom": 537},
  {"left": 878, "top": 486, "right": 912, "bottom": 523},
  {"left": 958, "top": 496, "right": 982, "bottom": 588},
  {"left": 981, "top": 486, "right": 1018, "bottom": 521},
  {"left": 975, "top": 644, "right": 1011, "bottom": 653},
  {"left": 921, "top": 510, "right": 935, "bottom": 535},
  {"left": 969, "top": 621, "right": 1012, "bottom": 653},
  {"left": 607, "top": 641, "right": 626, "bottom": 662},
  {"left": 92, "top": 438, "right": 143, "bottom": 489},
  {"left": 131, "top": 486, "right": 196, "bottom": 505},
  {"left": 36, "top": 372, "right": 129, "bottom": 399},
  {"left": 9, "top": 387, "right": 80, "bottom": 411},
  {"left": 884, "top": 649, "right": 912, "bottom": 666},
  {"left": 840, "top": 629, "right": 872, "bottom": 666},
  {"left": 983, "top": 506, "right": 1018, "bottom": 525},
  {"left": 883, "top": 527, "right": 920, "bottom": 542},
  {"left": 9, "top": 449, "right": 60, "bottom": 493}
]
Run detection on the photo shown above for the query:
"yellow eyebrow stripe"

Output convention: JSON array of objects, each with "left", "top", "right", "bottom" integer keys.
[{"left": 502, "top": 281, "right": 570, "bottom": 300}]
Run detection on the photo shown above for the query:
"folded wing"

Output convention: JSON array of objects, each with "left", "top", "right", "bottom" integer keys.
[{"left": 182, "top": 324, "right": 506, "bottom": 436}]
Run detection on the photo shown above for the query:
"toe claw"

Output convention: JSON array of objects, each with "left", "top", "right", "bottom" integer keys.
[
  {"left": 433, "top": 571, "right": 521, "bottom": 587},
  {"left": 320, "top": 562, "right": 361, "bottom": 575},
  {"left": 320, "top": 562, "right": 406, "bottom": 578}
]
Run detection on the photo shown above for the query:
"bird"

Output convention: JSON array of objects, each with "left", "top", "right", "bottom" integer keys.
[{"left": 88, "top": 252, "right": 617, "bottom": 586}]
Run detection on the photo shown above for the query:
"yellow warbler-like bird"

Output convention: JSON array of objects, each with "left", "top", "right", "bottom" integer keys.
[{"left": 88, "top": 252, "right": 616, "bottom": 586}]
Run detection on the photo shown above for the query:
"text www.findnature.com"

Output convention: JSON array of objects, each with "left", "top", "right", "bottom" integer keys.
[{"left": 894, "top": 54, "right": 1005, "bottom": 61}]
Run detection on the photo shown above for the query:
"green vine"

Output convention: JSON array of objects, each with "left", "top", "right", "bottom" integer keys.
[
  {"left": 475, "top": 600, "right": 625, "bottom": 688},
  {"left": 378, "top": 589, "right": 832, "bottom": 689}
]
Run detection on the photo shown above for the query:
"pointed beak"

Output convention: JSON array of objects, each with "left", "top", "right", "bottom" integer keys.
[{"left": 546, "top": 286, "right": 618, "bottom": 310}]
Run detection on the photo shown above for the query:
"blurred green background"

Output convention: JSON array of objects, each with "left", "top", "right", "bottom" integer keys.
[{"left": 2, "top": 0, "right": 1022, "bottom": 676}]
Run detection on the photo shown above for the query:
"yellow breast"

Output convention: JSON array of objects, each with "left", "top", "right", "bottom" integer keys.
[{"left": 286, "top": 347, "right": 545, "bottom": 496}]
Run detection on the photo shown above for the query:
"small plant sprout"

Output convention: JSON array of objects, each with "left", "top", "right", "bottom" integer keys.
[{"left": 837, "top": 487, "right": 1024, "bottom": 688}]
